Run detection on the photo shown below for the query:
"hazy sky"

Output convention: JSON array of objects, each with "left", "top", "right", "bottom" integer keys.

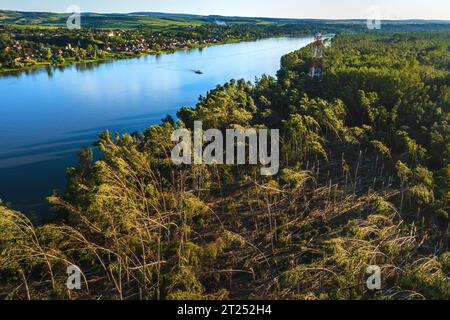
[{"left": 0, "top": 0, "right": 449, "bottom": 20}]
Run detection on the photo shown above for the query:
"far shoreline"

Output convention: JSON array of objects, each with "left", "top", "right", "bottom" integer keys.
[{"left": 0, "top": 35, "right": 310, "bottom": 75}]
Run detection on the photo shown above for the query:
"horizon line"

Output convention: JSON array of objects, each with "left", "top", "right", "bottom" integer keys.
[{"left": 1, "top": 8, "right": 449, "bottom": 22}]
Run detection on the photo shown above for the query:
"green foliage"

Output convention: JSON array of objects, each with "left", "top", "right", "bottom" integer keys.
[{"left": 1, "top": 31, "right": 449, "bottom": 300}]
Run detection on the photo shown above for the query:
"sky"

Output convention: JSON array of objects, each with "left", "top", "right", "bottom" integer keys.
[{"left": 0, "top": 0, "right": 449, "bottom": 20}]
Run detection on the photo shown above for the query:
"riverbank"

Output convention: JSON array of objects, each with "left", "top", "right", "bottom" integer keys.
[
  {"left": 0, "top": 35, "right": 284, "bottom": 74},
  {"left": 0, "top": 36, "right": 316, "bottom": 217}
]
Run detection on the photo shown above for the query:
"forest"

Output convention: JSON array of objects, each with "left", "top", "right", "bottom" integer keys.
[
  {"left": 0, "top": 31, "right": 449, "bottom": 300},
  {"left": 1, "top": 9, "right": 449, "bottom": 73}
]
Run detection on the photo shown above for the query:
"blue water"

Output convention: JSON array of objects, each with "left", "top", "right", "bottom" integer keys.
[{"left": 0, "top": 36, "right": 313, "bottom": 217}]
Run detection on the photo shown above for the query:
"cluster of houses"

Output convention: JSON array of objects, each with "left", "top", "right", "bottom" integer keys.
[
  {"left": 102, "top": 31, "right": 221, "bottom": 53},
  {"left": 1, "top": 26, "right": 232, "bottom": 67}
]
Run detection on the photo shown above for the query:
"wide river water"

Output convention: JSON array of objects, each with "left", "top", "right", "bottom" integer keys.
[{"left": 0, "top": 36, "right": 313, "bottom": 217}]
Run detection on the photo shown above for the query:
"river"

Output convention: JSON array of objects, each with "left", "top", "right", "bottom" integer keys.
[{"left": 0, "top": 36, "right": 314, "bottom": 217}]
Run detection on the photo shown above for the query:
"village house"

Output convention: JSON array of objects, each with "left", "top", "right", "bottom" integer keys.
[
  {"left": 53, "top": 49, "right": 64, "bottom": 59},
  {"left": 65, "top": 44, "right": 74, "bottom": 52}
]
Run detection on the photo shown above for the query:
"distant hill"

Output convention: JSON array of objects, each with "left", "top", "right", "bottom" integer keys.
[
  {"left": 0, "top": 10, "right": 449, "bottom": 30},
  {"left": 0, "top": 10, "right": 205, "bottom": 29}
]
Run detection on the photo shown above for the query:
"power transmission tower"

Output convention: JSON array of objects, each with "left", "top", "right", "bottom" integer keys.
[{"left": 309, "top": 33, "right": 324, "bottom": 79}]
